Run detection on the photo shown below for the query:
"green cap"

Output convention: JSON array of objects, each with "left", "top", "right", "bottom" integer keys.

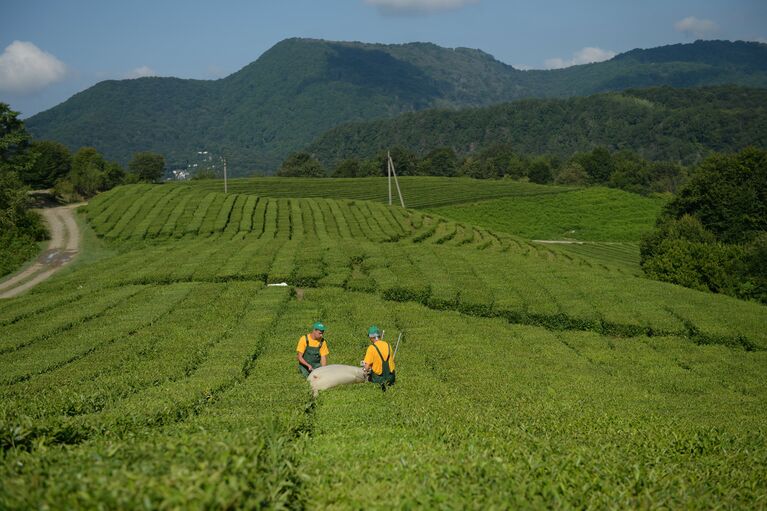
[
  {"left": 367, "top": 325, "right": 380, "bottom": 337},
  {"left": 312, "top": 322, "right": 326, "bottom": 332}
]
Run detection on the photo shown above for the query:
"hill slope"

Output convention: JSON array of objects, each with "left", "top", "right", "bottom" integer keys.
[
  {"left": 307, "top": 85, "right": 767, "bottom": 166},
  {"left": 26, "top": 39, "right": 767, "bottom": 175}
]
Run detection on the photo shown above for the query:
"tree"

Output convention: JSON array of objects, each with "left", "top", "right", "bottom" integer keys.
[
  {"left": 663, "top": 148, "right": 767, "bottom": 244},
  {"left": 420, "top": 147, "right": 458, "bottom": 177},
  {"left": 528, "top": 157, "right": 553, "bottom": 184},
  {"left": 332, "top": 159, "right": 361, "bottom": 178},
  {"left": 70, "top": 147, "right": 107, "bottom": 196},
  {"left": 104, "top": 161, "right": 126, "bottom": 189},
  {"left": 277, "top": 152, "right": 325, "bottom": 177},
  {"left": 129, "top": 151, "right": 165, "bottom": 182},
  {"left": 460, "top": 157, "right": 494, "bottom": 179},
  {"left": 648, "top": 161, "right": 687, "bottom": 194},
  {"left": 477, "top": 144, "right": 517, "bottom": 178},
  {"left": 573, "top": 147, "right": 613, "bottom": 184},
  {"left": 0, "top": 103, "right": 33, "bottom": 176},
  {"left": 640, "top": 148, "right": 767, "bottom": 303},
  {"left": 23, "top": 140, "right": 71, "bottom": 189},
  {"left": 0, "top": 104, "right": 47, "bottom": 276},
  {"left": 357, "top": 159, "right": 380, "bottom": 177},
  {"left": 555, "top": 162, "right": 588, "bottom": 185},
  {"left": 608, "top": 151, "right": 651, "bottom": 194},
  {"left": 387, "top": 147, "right": 419, "bottom": 176},
  {"left": 505, "top": 153, "right": 528, "bottom": 180}
]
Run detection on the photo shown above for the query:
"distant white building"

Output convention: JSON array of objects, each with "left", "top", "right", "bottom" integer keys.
[{"left": 171, "top": 169, "right": 191, "bottom": 180}]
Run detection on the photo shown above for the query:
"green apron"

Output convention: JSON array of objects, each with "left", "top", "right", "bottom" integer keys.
[
  {"left": 298, "top": 335, "right": 323, "bottom": 377},
  {"left": 370, "top": 342, "right": 396, "bottom": 386}
]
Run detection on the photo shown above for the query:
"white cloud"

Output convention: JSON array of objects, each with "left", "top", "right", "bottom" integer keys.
[
  {"left": 544, "top": 47, "right": 617, "bottom": 70},
  {"left": 125, "top": 66, "right": 157, "bottom": 79},
  {"left": 674, "top": 16, "right": 719, "bottom": 38},
  {"left": 0, "top": 41, "right": 67, "bottom": 94},
  {"left": 364, "top": 0, "right": 479, "bottom": 15}
]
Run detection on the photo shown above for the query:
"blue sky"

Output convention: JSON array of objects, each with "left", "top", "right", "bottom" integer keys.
[{"left": 1, "top": 0, "right": 765, "bottom": 118}]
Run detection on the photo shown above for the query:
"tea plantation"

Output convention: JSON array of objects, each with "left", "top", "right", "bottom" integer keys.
[{"left": 1, "top": 183, "right": 765, "bottom": 509}]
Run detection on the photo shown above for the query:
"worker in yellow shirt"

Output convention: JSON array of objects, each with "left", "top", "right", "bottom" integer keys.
[
  {"left": 362, "top": 325, "right": 395, "bottom": 388},
  {"left": 297, "top": 322, "right": 329, "bottom": 377}
]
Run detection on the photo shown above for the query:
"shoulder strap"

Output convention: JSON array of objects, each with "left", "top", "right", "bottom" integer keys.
[
  {"left": 371, "top": 341, "right": 389, "bottom": 362},
  {"left": 305, "top": 335, "right": 323, "bottom": 349}
]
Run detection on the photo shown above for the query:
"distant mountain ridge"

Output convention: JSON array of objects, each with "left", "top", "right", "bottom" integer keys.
[{"left": 25, "top": 38, "right": 767, "bottom": 175}]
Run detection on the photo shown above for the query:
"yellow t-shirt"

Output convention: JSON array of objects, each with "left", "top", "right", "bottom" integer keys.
[
  {"left": 364, "top": 340, "right": 395, "bottom": 375},
  {"left": 296, "top": 334, "right": 329, "bottom": 356}
]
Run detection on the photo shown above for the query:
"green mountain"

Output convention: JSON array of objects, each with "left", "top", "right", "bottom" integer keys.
[
  {"left": 306, "top": 86, "right": 767, "bottom": 166},
  {"left": 25, "top": 38, "right": 767, "bottom": 175}
]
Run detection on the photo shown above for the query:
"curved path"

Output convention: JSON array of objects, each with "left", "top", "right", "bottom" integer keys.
[{"left": 0, "top": 204, "right": 83, "bottom": 299}]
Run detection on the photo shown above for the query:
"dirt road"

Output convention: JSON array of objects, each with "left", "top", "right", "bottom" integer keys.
[{"left": 0, "top": 204, "right": 83, "bottom": 299}]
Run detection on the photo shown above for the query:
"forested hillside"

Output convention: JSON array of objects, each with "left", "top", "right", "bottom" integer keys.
[
  {"left": 307, "top": 86, "right": 767, "bottom": 166},
  {"left": 25, "top": 39, "right": 767, "bottom": 175}
]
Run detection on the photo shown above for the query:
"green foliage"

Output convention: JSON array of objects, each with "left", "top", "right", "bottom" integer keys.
[
  {"left": 332, "top": 158, "right": 361, "bottom": 177},
  {"left": 23, "top": 140, "right": 71, "bottom": 189},
  {"left": 528, "top": 156, "right": 553, "bottom": 184},
  {"left": 128, "top": 151, "right": 165, "bottom": 183},
  {"left": 25, "top": 40, "right": 767, "bottom": 176},
  {"left": 642, "top": 237, "right": 746, "bottom": 294},
  {"left": 742, "top": 233, "right": 767, "bottom": 302},
  {"left": 641, "top": 148, "right": 767, "bottom": 302},
  {"left": 0, "top": 105, "right": 47, "bottom": 277},
  {"left": 0, "top": 103, "right": 33, "bottom": 176},
  {"left": 190, "top": 167, "right": 217, "bottom": 180},
  {"left": 571, "top": 147, "right": 614, "bottom": 183},
  {"left": 63, "top": 147, "right": 126, "bottom": 199},
  {"left": 418, "top": 147, "right": 458, "bottom": 176},
  {"left": 277, "top": 152, "right": 325, "bottom": 177},
  {"left": 663, "top": 147, "right": 767, "bottom": 243},
  {"left": 554, "top": 162, "right": 588, "bottom": 185}
]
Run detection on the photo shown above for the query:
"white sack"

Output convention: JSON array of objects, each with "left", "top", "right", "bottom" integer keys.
[{"left": 308, "top": 364, "right": 366, "bottom": 396}]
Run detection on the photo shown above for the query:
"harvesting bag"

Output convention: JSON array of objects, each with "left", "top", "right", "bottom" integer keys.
[{"left": 307, "top": 364, "right": 366, "bottom": 396}]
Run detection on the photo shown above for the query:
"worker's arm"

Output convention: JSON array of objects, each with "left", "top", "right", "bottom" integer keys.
[
  {"left": 297, "top": 352, "right": 313, "bottom": 372},
  {"left": 362, "top": 346, "right": 374, "bottom": 372},
  {"left": 320, "top": 355, "right": 327, "bottom": 367}
]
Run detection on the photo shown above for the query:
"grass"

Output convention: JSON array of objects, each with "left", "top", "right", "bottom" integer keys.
[{"left": 427, "top": 187, "right": 667, "bottom": 242}]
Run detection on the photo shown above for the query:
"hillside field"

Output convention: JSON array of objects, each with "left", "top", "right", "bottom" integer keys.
[{"left": 1, "top": 182, "right": 765, "bottom": 509}]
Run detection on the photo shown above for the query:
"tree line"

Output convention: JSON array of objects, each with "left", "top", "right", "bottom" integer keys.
[
  {"left": 22, "top": 140, "right": 166, "bottom": 201},
  {"left": 278, "top": 145, "right": 688, "bottom": 195}
]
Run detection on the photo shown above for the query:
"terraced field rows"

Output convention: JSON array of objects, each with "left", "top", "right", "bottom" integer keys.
[
  {"left": 188, "top": 176, "right": 575, "bottom": 208},
  {"left": 87, "top": 186, "right": 511, "bottom": 249},
  {"left": 2, "top": 182, "right": 765, "bottom": 508},
  {"left": 2, "top": 285, "right": 765, "bottom": 508},
  {"left": 34, "top": 235, "right": 767, "bottom": 352}
]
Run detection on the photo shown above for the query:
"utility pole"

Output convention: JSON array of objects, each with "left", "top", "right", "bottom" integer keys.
[
  {"left": 388, "top": 152, "right": 405, "bottom": 208},
  {"left": 387, "top": 151, "right": 392, "bottom": 206},
  {"left": 223, "top": 156, "right": 228, "bottom": 194}
]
